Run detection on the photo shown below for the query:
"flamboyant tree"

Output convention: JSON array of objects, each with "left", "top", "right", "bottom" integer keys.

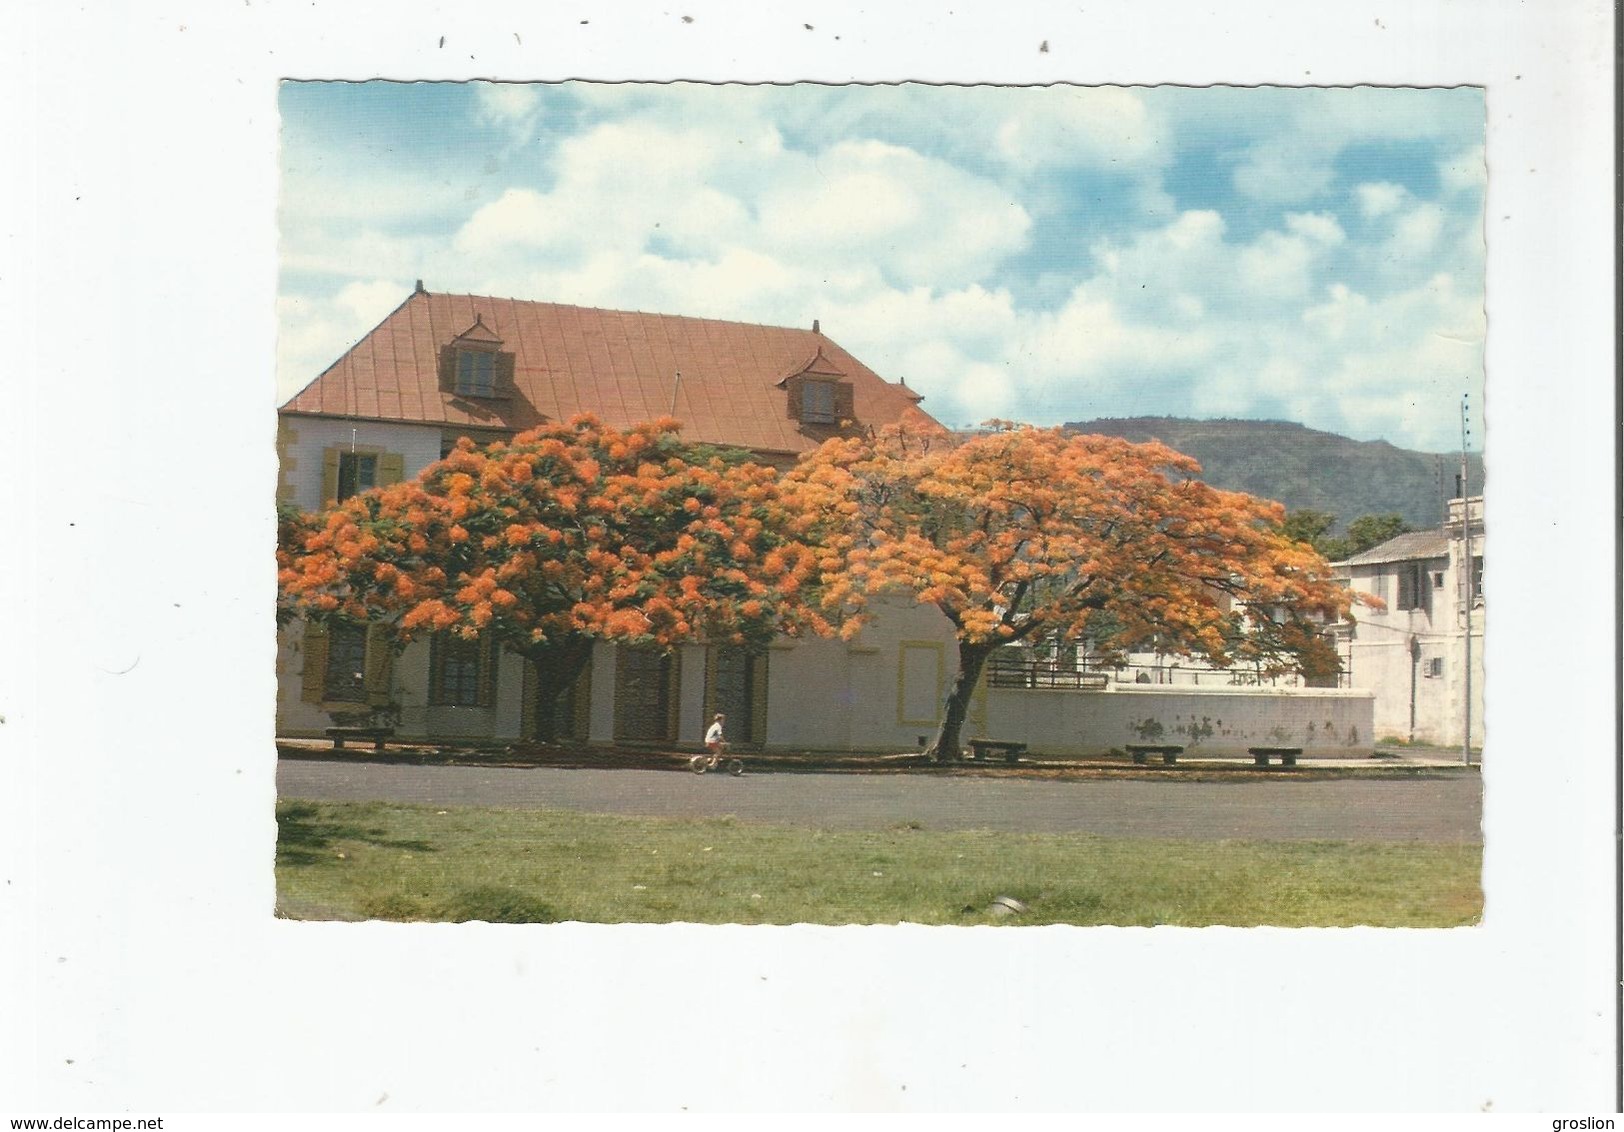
[
  {"left": 784, "top": 424, "right": 1355, "bottom": 760},
  {"left": 278, "top": 415, "right": 826, "bottom": 739}
]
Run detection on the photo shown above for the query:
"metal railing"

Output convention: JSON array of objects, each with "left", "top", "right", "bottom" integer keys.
[
  {"left": 987, "top": 657, "right": 1351, "bottom": 691},
  {"left": 985, "top": 659, "right": 1111, "bottom": 690}
]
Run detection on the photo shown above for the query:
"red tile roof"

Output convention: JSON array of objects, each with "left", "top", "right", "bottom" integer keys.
[{"left": 281, "top": 289, "right": 946, "bottom": 455}]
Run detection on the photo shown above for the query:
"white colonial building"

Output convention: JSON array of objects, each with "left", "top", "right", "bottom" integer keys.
[
  {"left": 1331, "top": 497, "right": 1484, "bottom": 750},
  {"left": 277, "top": 285, "right": 1373, "bottom": 758}
]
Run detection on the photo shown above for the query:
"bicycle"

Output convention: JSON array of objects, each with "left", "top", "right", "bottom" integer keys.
[{"left": 689, "top": 748, "right": 744, "bottom": 776}]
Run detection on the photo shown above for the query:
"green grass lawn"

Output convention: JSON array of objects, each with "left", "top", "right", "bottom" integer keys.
[{"left": 275, "top": 799, "right": 1482, "bottom": 927}]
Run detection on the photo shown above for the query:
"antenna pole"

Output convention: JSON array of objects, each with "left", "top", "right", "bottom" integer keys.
[
  {"left": 670, "top": 371, "right": 683, "bottom": 418},
  {"left": 1460, "top": 395, "right": 1473, "bottom": 766}
]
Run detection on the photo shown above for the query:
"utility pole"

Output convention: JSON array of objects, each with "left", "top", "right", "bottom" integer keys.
[{"left": 1460, "top": 395, "right": 1474, "bottom": 766}]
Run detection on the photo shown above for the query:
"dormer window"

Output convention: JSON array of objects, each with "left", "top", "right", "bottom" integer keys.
[
  {"left": 801, "top": 379, "right": 837, "bottom": 424},
  {"left": 782, "top": 345, "right": 854, "bottom": 427},
  {"left": 456, "top": 348, "right": 497, "bottom": 398},
  {"left": 438, "top": 315, "right": 513, "bottom": 401}
]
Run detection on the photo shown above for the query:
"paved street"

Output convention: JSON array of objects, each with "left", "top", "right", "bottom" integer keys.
[{"left": 277, "top": 759, "right": 1481, "bottom": 842}]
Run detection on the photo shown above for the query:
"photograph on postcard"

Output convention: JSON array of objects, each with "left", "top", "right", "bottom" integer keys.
[{"left": 272, "top": 81, "right": 1484, "bottom": 928}]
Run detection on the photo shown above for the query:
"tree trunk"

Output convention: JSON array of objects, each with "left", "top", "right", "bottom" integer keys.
[
  {"left": 925, "top": 640, "right": 994, "bottom": 762},
  {"left": 525, "top": 635, "right": 595, "bottom": 743}
]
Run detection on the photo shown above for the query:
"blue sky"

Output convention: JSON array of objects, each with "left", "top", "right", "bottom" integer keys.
[{"left": 277, "top": 82, "right": 1485, "bottom": 452}]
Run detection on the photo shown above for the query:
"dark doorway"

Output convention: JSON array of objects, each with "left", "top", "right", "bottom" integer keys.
[
  {"left": 614, "top": 646, "right": 679, "bottom": 742},
  {"left": 707, "top": 645, "right": 767, "bottom": 747},
  {"left": 712, "top": 646, "right": 754, "bottom": 744}
]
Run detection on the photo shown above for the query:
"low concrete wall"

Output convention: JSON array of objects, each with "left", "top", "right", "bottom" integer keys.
[{"left": 982, "top": 684, "right": 1375, "bottom": 758}]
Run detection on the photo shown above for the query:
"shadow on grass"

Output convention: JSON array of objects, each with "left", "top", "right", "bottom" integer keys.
[
  {"left": 351, "top": 887, "right": 563, "bottom": 924},
  {"left": 276, "top": 801, "right": 437, "bottom": 868}
]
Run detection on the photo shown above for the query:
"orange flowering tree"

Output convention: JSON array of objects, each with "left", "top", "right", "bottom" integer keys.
[
  {"left": 784, "top": 424, "right": 1354, "bottom": 760},
  {"left": 278, "top": 415, "right": 825, "bottom": 740}
]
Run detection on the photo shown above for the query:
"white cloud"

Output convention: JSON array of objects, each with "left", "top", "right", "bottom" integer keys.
[
  {"left": 1355, "top": 181, "right": 1408, "bottom": 219},
  {"left": 1233, "top": 139, "right": 1338, "bottom": 203},
  {"left": 278, "top": 85, "right": 1485, "bottom": 452},
  {"left": 475, "top": 82, "right": 541, "bottom": 124},
  {"left": 1237, "top": 231, "right": 1321, "bottom": 299},
  {"left": 993, "top": 88, "right": 1166, "bottom": 170},
  {"left": 1438, "top": 145, "right": 1486, "bottom": 195},
  {"left": 1285, "top": 212, "right": 1346, "bottom": 245},
  {"left": 335, "top": 278, "right": 409, "bottom": 327},
  {"left": 452, "top": 122, "right": 1029, "bottom": 293},
  {"left": 756, "top": 140, "right": 1031, "bottom": 286},
  {"left": 275, "top": 279, "right": 414, "bottom": 402}
]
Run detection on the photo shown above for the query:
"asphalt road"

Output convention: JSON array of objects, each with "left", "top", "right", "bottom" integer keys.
[{"left": 277, "top": 759, "right": 1481, "bottom": 842}]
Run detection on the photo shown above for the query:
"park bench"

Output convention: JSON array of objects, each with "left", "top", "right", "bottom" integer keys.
[
  {"left": 325, "top": 726, "right": 394, "bottom": 751},
  {"left": 1248, "top": 746, "right": 1302, "bottom": 767},
  {"left": 966, "top": 739, "right": 1027, "bottom": 764},
  {"left": 1125, "top": 743, "right": 1184, "bottom": 766}
]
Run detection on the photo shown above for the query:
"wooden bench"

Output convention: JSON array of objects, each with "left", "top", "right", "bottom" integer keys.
[
  {"left": 325, "top": 726, "right": 394, "bottom": 751},
  {"left": 1125, "top": 743, "right": 1184, "bottom": 766},
  {"left": 1248, "top": 746, "right": 1302, "bottom": 767},
  {"left": 966, "top": 739, "right": 1027, "bottom": 764}
]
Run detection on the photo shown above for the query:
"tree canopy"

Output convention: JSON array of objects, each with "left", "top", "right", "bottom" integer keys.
[
  {"left": 1281, "top": 509, "right": 1413, "bottom": 561},
  {"left": 785, "top": 424, "right": 1354, "bottom": 759},
  {"left": 278, "top": 415, "right": 823, "bottom": 738}
]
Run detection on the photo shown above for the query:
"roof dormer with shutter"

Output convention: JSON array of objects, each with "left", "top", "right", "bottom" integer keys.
[
  {"left": 438, "top": 315, "right": 515, "bottom": 402},
  {"left": 778, "top": 345, "right": 855, "bottom": 429}
]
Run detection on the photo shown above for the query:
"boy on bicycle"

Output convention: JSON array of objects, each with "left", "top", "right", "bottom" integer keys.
[{"left": 704, "top": 713, "right": 728, "bottom": 763}]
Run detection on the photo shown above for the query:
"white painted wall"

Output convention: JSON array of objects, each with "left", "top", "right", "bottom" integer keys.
[
  {"left": 983, "top": 683, "right": 1373, "bottom": 758},
  {"left": 274, "top": 621, "right": 331, "bottom": 736},
  {"left": 762, "top": 597, "right": 958, "bottom": 753},
  {"left": 586, "top": 643, "right": 618, "bottom": 743},
  {"left": 1339, "top": 535, "right": 1485, "bottom": 748},
  {"left": 676, "top": 642, "right": 709, "bottom": 745},
  {"left": 275, "top": 621, "right": 528, "bottom": 740},
  {"left": 279, "top": 415, "right": 444, "bottom": 510}
]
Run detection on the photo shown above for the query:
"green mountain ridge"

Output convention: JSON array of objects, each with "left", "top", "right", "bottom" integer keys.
[{"left": 1063, "top": 417, "right": 1485, "bottom": 533}]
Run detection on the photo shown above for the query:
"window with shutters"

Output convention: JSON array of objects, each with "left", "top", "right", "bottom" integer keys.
[
  {"left": 302, "top": 621, "right": 394, "bottom": 707},
  {"left": 430, "top": 633, "right": 497, "bottom": 707},
  {"left": 323, "top": 623, "right": 369, "bottom": 702},
  {"left": 438, "top": 316, "right": 513, "bottom": 401},
  {"left": 455, "top": 349, "right": 497, "bottom": 398},
  {"left": 321, "top": 447, "right": 404, "bottom": 505},
  {"left": 802, "top": 379, "right": 837, "bottom": 424},
  {"left": 1396, "top": 563, "right": 1423, "bottom": 611},
  {"left": 336, "top": 452, "right": 376, "bottom": 502}
]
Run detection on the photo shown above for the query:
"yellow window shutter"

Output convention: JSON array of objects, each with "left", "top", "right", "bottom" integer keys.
[
  {"left": 571, "top": 659, "right": 593, "bottom": 740},
  {"left": 749, "top": 652, "right": 769, "bottom": 746},
  {"left": 363, "top": 624, "right": 394, "bottom": 707},
  {"left": 377, "top": 452, "right": 405, "bottom": 486},
  {"left": 438, "top": 345, "right": 457, "bottom": 393},
  {"left": 427, "top": 634, "right": 445, "bottom": 706},
  {"left": 664, "top": 650, "right": 682, "bottom": 741},
  {"left": 477, "top": 635, "right": 499, "bottom": 707},
  {"left": 702, "top": 645, "right": 720, "bottom": 725},
  {"left": 301, "top": 620, "right": 329, "bottom": 703},
  {"left": 321, "top": 447, "right": 341, "bottom": 505},
  {"left": 833, "top": 381, "right": 855, "bottom": 423},
  {"left": 519, "top": 658, "right": 538, "bottom": 739}
]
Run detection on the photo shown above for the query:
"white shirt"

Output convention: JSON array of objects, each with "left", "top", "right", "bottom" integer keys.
[{"left": 705, "top": 721, "right": 725, "bottom": 744}]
